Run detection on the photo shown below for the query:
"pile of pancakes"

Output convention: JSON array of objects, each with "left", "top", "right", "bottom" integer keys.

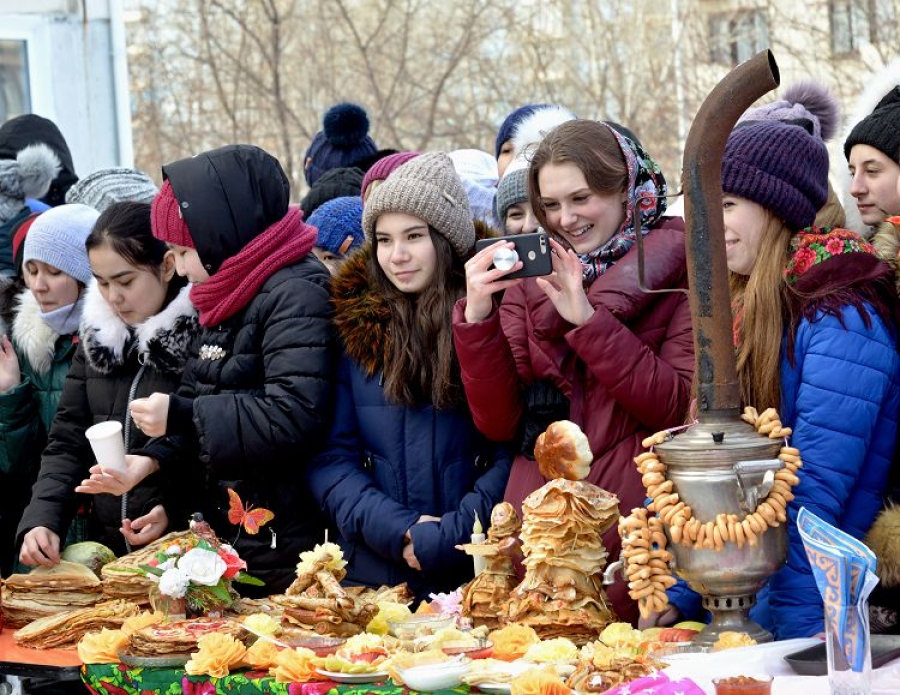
[
  {"left": 100, "top": 530, "right": 193, "bottom": 605},
  {"left": 505, "top": 465, "right": 620, "bottom": 642},
  {"left": 126, "top": 617, "right": 249, "bottom": 658},
  {"left": 1, "top": 561, "right": 104, "bottom": 628},
  {"left": 14, "top": 599, "right": 139, "bottom": 649}
]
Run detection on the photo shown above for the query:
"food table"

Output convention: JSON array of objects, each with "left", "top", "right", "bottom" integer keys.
[
  {"left": 79, "top": 639, "right": 900, "bottom": 695},
  {"left": 0, "top": 631, "right": 83, "bottom": 692}
]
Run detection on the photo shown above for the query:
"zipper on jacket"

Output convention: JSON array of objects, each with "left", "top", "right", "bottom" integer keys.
[
  {"left": 120, "top": 363, "right": 147, "bottom": 553},
  {"left": 363, "top": 454, "right": 374, "bottom": 471}
]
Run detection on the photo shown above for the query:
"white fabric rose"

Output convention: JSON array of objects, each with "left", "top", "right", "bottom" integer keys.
[
  {"left": 159, "top": 567, "right": 191, "bottom": 598},
  {"left": 165, "top": 543, "right": 183, "bottom": 556},
  {"left": 158, "top": 558, "right": 176, "bottom": 572},
  {"left": 177, "top": 547, "right": 227, "bottom": 586}
]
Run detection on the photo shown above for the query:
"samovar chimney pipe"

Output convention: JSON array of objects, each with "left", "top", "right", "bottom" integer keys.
[{"left": 682, "top": 51, "right": 780, "bottom": 419}]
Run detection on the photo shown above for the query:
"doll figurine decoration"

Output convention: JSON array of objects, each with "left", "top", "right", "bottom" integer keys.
[{"left": 458, "top": 502, "right": 523, "bottom": 628}]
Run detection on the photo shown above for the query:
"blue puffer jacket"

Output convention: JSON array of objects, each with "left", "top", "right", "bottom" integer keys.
[
  {"left": 307, "top": 249, "right": 512, "bottom": 601},
  {"left": 751, "top": 303, "right": 900, "bottom": 638},
  {"left": 669, "top": 303, "right": 900, "bottom": 638}
]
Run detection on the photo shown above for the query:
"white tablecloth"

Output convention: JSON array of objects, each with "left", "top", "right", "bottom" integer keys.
[{"left": 661, "top": 638, "right": 900, "bottom": 694}]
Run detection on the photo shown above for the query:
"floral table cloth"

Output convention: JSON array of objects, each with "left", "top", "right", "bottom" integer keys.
[{"left": 82, "top": 664, "right": 467, "bottom": 695}]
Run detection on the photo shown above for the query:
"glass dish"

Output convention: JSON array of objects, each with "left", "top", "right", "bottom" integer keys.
[
  {"left": 646, "top": 642, "right": 712, "bottom": 662},
  {"left": 712, "top": 674, "right": 773, "bottom": 695},
  {"left": 388, "top": 614, "right": 454, "bottom": 640},
  {"left": 281, "top": 635, "right": 346, "bottom": 656}
]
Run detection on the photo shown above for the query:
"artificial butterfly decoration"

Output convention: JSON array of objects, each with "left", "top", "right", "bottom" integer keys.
[{"left": 226, "top": 488, "right": 274, "bottom": 535}]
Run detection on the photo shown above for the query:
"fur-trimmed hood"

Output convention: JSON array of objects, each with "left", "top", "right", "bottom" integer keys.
[
  {"left": 79, "top": 280, "right": 198, "bottom": 374},
  {"left": 872, "top": 217, "right": 900, "bottom": 296},
  {"left": 865, "top": 503, "right": 900, "bottom": 588},
  {"left": 11, "top": 288, "right": 60, "bottom": 376},
  {"left": 331, "top": 219, "right": 498, "bottom": 376}
]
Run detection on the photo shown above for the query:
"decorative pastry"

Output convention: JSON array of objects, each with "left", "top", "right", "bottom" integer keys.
[{"left": 534, "top": 420, "right": 593, "bottom": 481}]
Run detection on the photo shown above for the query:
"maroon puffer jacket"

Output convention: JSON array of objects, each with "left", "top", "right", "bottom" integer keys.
[{"left": 452, "top": 218, "right": 694, "bottom": 624}]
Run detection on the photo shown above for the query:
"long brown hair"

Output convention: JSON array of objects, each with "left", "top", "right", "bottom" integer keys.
[
  {"left": 730, "top": 213, "right": 793, "bottom": 409},
  {"left": 367, "top": 228, "right": 467, "bottom": 409},
  {"left": 527, "top": 120, "right": 628, "bottom": 231}
]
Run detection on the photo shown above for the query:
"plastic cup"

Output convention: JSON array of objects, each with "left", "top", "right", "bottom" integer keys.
[
  {"left": 85, "top": 421, "right": 127, "bottom": 472},
  {"left": 825, "top": 615, "right": 872, "bottom": 695}
]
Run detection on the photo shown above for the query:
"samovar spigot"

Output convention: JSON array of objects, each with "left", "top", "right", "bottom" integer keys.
[{"left": 733, "top": 460, "right": 782, "bottom": 512}]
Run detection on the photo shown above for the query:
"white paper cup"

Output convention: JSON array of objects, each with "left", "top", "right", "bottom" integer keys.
[{"left": 85, "top": 421, "right": 127, "bottom": 472}]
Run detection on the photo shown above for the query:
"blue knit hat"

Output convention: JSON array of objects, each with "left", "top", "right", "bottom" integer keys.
[
  {"left": 22, "top": 203, "right": 98, "bottom": 284},
  {"left": 722, "top": 120, "right": 829, "bottom": 230},
  {"left": 495, "top": 104, "right": 550, "bottom": 159},
  {"left": 307, "top": 195, "right": 365, "bottom": 256},
  {"left": 304, "top": 103, "right": 378, "bottom": 187}
]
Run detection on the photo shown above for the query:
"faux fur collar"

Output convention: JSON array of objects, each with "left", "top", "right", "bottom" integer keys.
[
  {"left": 331, "top": 220, "right": 499, "bottom": 376},
  {"left": 865, "top": 503, "right": 900, "bottom": 587},
  {"left": 80, "top": 280, "right": 198, "bottom": 374},
  {"left": 872, "top": 218, "right": 900, "bottom": 296},
  {"left": 330, "top": 245, "right": 391, "bottom": 377},
  {"left": 11, "top": 289, "right": 60, "bottom": 376}
]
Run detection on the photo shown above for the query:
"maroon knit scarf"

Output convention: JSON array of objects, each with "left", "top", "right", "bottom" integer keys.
[{"left": 190, "top": 207, "right": 315, "bottom": 327}]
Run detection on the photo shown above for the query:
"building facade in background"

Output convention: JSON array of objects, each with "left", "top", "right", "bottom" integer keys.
[{"left": 0, "top": 0, "right": 133, "bottom": 173}]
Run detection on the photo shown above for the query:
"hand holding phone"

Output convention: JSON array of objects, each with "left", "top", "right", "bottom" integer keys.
[{"left": 474, "top": 231, "right": 552, "bottom": 279}]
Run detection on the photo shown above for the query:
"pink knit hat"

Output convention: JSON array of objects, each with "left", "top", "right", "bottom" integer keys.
[
  {"left": 151, "top": 180, "right": 194, "bottom": 248},
  {"left": 361, "top": 151, "right": 419, "bottom": 203}
]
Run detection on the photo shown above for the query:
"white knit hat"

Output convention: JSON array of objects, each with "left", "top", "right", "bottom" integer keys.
[{"left": 22, "top": 203, "right": 99, "bottom": 285}]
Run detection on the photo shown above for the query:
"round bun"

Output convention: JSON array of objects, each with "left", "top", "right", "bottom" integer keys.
[{"left": 534, "top": 420, "right": 593, "bottom": 481}]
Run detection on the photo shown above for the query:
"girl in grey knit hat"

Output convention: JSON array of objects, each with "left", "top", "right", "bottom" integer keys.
[{"left": 307, "top": 151, "right": 511, "bottom": 601}]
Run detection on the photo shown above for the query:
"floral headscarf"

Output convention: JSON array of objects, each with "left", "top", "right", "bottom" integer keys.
[
  {"left": 578, "top": 125, "right": 668, "bottom": 285},
  {"left": 784, "top": 227, "right": 876, "bottom": 284},
  {"left": 782, "top": 225, "right": 897, "bottom": 365}
]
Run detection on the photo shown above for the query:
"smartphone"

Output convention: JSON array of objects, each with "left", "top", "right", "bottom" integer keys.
[{"left": 475, "top": 231, "right": 552, "bottom": 278}]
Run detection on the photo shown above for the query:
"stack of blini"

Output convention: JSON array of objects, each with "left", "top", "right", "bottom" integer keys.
[
  {"left": 14, "top": 599, "right": 139, "bottom": 649},
  {"left": 100, "top": 530, "right": 193, "bottom": 605},
  {"left": 505, "top": 421, "right": 619, "bottom": 643},
  {"left": 1, "top": 561, "right": 103, "bottom": 628}
]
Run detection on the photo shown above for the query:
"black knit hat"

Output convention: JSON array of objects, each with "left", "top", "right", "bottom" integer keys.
[
  {"left": 844, "top": 86, "right": 900, "bottom": 163},
  {"left": 300, "top": 166, "right": 363, "bottom": 218}
]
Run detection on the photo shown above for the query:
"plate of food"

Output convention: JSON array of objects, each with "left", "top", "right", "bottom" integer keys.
[
  {"left": 461, "top": 658, "right": 534, "bottom": 694},
  {"left": 118, "top": 651, "right": 191, "bottom": 668},
  {"left": 314, "top": 668, "right": 390, "bottom": 684}
]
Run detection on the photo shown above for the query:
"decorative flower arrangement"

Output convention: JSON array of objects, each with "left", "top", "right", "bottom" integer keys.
[{"left": 141, "top": 535, "right": 263, "bottom": 617}]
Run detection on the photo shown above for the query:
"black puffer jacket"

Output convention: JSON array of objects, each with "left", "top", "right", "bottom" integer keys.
[
  {"left": 16, "top": 282, "right": 198, "bottom": 556},
  {"left": 144, "top": 146, "right": 337, "bottom": 595}
]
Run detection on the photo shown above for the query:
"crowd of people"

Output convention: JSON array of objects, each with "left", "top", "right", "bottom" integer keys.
[{"left": 0, "top": 76, "right": 899, "bottom": 641}]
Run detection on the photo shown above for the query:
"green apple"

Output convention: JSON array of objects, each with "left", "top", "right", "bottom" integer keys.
[{"left": 673, "top": 621, "right": 706, "bottom": 632}]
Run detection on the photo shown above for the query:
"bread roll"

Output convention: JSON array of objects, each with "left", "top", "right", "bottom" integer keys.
[{"left": 534, "top": 420, "right": 593, "bottom": 481}]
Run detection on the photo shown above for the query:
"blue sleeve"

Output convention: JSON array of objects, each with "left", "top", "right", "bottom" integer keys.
[
  {"left": 410, "top": 443, "right": 512, "bottom": 574},
  {"left": 306, "top": 357, "right": 419, "bottom": 562},
  {"left": 768, "top": 309, "right": 900, "bottom": 639},
  {"left": 666, "top": 577, "right": 704, "bottom": 621}
]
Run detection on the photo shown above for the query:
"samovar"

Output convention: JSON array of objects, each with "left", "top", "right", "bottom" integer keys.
[
  {"left": 664, "top": 49, "right": 784, "bottom": 647},
  {"left": 607, "top": 51, "right": 790, "bottom": 647}
]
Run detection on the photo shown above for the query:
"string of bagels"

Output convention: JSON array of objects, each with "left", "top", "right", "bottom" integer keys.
[{"left": 619, "top": 406, "right": 803, "bottom": 620}]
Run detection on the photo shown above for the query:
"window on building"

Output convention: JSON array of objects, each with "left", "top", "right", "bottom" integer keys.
[
  {"left": 0, "top": 39, "right": 30, "bottom": 122},
  {"left": 830, "top": 0, "right": 897, "bottom": 55},
  {"left": 708, "top": 10, "right": 769, "bottom": 65}
]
